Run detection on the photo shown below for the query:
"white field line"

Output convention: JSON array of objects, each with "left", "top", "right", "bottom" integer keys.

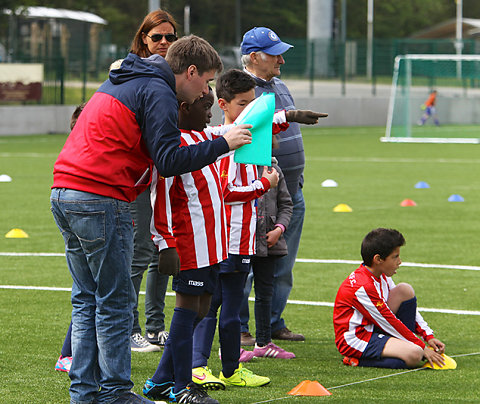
[
  {"left": 251, "top": 352, "right": 480, "bottom": 404},
  {"left": 0, "top": 285, "right": 478, "bottom": 316},
  {"left": 2, "top": 150, "right": 478, "bottom": 164},
  {"left": 0, "top": 152, "right": 59, "bottom": 158},
  {"left": 306, "top": 156, "right": 480, "bottom": 164},
  {"left": 2, "top": 252, "right": 480, "bottom": 272},
  {"left": 2, "top": 253, "right": 479, "bottom": 315},
  {"left": 296, "top": 258, "right": 480, "bottom": 271}
]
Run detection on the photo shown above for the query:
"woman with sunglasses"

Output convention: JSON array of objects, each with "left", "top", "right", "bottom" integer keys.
[
  {"left": 131, "top": 9, "right": 178, "bottom": 59},
  {"left": 127, "top": 9, "right": 179, "bottom": 354}
]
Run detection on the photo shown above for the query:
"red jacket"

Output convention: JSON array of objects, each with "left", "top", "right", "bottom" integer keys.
[{"left": 53, "top": 53, "right": 229, "bottom": 202}]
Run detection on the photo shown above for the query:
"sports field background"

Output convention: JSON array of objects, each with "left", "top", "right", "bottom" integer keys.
[{"left": 0, "top": 126, "right": 479, "bottom": 403}]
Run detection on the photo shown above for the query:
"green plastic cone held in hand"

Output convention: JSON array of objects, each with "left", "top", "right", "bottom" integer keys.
[{"left": 234, "top": 93, "right": 275, "bottom": 166}]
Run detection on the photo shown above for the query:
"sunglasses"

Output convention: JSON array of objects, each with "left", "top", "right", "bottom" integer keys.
[{"left": 145, "top": 33, "right": 177, "bottom": 43}]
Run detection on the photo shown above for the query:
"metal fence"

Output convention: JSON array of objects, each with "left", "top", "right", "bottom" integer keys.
[{"left": 2, "top": 37, "right": 479, "bottom": 105}]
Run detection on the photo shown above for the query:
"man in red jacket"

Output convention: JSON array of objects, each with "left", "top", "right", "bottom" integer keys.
[{"left": 50, "top": 35, "right": 251, "bottom": 404}]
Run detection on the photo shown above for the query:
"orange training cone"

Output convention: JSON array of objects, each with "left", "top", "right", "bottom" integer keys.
[
  {"left": 400, "top": 199, "right": 417, "bottom": 207},
  {"left": 288, "top": 380, "right": 332, "bottom": 396}
]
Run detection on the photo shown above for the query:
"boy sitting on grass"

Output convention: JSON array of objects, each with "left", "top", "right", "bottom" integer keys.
[{"left": 333, "top": 228, "right": 446, "bottom": 369}]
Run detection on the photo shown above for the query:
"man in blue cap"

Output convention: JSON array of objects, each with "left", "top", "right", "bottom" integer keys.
[{"left": 239, "top": 27, "right": 321, "bottom": 344}]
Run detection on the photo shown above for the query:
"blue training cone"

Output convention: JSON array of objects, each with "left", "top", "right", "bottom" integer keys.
[
  {"left": 415, "top": 181, "right": 430, "bottom": 189},
  {"left": 448, "top": 194, "right": 464, "bottom": 202},
  {"left": 233, "top": 93, "right": 275, "bottom": 166}
]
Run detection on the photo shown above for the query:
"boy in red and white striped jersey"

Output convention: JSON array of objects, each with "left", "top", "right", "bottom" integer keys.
[
  {"left": 145, "top": 89, "right": 231, "bottom": 403},
  {"left": 191, "top": 70, "right": 325, "bottom": 388},
  {"left": 334, "top": 228, "right": 446, "bottom": 369},
  {"left": 191, "top": 71, "right": 278, "bottom": 388}
]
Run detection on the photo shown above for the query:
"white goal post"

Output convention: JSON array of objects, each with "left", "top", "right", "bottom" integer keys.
[{"left": 382, "top": 54, "right": 480, "bottom": 144}]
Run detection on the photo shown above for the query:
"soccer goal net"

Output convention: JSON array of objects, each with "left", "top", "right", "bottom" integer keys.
[{"left": 383, "top": 54, "right": 480, "bottom": 143}]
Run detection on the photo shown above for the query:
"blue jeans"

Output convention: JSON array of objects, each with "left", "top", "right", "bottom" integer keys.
[
  {"left": 50, "top": 188, "right": 135, "bottom": 404},
  {"left": 130, "top": 189, "right": 168, "bottom": 335},
  {"left": 271, "top": 187, "right": 305, "bottom": 333}
]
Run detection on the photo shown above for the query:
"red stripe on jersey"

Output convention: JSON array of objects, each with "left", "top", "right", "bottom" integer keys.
[
  {"left": 220, "top": 154, "right": 269, "bottom": 255},
  {"left": 151, "top": 130, "right": 228, "bottom": 270},
  {"left": 334, "top": 264, "right": 431, "bottom": 358}
]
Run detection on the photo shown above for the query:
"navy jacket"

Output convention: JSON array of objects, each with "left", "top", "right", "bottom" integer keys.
[{"left": 53, "top": 53, "right": 229, "bottom": 202}]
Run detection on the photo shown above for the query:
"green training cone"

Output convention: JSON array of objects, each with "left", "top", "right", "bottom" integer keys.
[{"left": 234, "top": 93, "right": 275, "bottom": 166}]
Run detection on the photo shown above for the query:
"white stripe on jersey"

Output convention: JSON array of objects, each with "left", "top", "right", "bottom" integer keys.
[
  {"left": 344, "top": 309, "right": 369, "bottom": 353},
  {"left": 150, "top": 168, "right": 171, "bottom": 251},
  {"left": 181, "top": 132, "right": 226, "bottom": 265},
  {"left": 355, "top": 286, "right": 407, "bottom": 342}
]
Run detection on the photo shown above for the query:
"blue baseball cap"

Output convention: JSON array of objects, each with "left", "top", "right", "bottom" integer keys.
[{"left": 241, "top": 27, "right": 293, "bottom": 56}]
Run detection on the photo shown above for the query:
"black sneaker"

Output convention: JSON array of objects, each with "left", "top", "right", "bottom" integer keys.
[
  {"left": 145, "top": 330, "right": 169, "bottom": 346},
  {"left": 169, "top": 382, "right": 219, "bottom": 403},
  {"left": 111, "top": 391, "right": 155, "bottom": 404},
  {"left": 143, "top": 379, "right": 174, "bottom": 401}
]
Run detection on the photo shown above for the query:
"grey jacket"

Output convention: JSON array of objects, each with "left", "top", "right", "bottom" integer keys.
[
  {"left": 255, "top": 160, "right": 293, "bottom": 257},
  {"left": 248, "top": 71, "right": 304, "bottom": 196}
]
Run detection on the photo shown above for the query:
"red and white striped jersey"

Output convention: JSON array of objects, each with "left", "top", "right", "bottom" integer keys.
[
  {"left": 150, "top": 129, "right": 228, "bottom": 270},
  {"left": 219, "top": 157, "right": 270, "bottom": 255},
  {"left": 218, "top": 112, "right": 290, "bottom": 255},
  {"left": 333, "top": 264, "right": 434, "bottom": 358}
]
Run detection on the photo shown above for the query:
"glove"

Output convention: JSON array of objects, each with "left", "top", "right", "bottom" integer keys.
[
  {"left": 158, "top": 247, "right": 180, "bottom": 276},
  {"left": 286, "top": 110, "right": 328, "bottom": 124}
]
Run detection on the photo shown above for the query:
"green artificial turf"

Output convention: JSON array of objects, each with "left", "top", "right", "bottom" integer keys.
[{"left": 0, "top": 128, "right": 479, "bottom": 403}]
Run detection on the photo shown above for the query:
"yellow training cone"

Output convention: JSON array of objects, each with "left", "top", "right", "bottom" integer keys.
[
  {"left": 422, "top": 353, "right": 457, "bottom": 370},
  {"left": 333, "top": 203, "right": 352, "bottom": 213},
  {"left": 5, "top": 228, "right": 29, "bottom": 238}
]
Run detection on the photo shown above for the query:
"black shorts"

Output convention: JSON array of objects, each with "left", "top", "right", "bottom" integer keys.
[
  {"left": 172, "top": 264, "right": 219, "bottom": 296},
  {"left": 218, "top": 254, "right": 251, "bottom": 274},
  {"left": 362, "top": 332, "right": 391, "bottom": 360}
]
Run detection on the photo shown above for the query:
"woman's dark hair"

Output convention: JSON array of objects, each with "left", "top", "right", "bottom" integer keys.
[{"left": 130, "top": 9, "right": 177, "bottom": 57}]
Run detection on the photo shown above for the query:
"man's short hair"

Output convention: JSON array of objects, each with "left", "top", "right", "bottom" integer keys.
[
  {"left": 241, "top": 51, "right": 268, "bottom": 68},
  {"left": 215, "top": 69, "right": 256, "bottom": 102},
  {"left": 166, "top": 35, "right": 223, "bottom": 75},
  {"left": 361, "top": 228, "right": 405, "bottom": 266},
  {"left": 70, "top": 103, "right": 86, "bottom": 130}
]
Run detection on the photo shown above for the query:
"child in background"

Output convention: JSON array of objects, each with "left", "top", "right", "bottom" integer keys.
[
  {"left": 54, "top": 103, "right": 85, "bottom": 373},
  {"left": 418, "top": 90, "right": 439, "bottom": 126},
  {"left": 333, "top": 228, "right": 446, "bottom": 369}
]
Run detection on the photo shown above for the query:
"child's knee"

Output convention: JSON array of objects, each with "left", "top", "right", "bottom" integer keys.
[
  {"left": 395, "top": 282, "right": 415, "bottom": 301},
  {"left": 404, "top": 345, "right": 424, "bottom": 367}
]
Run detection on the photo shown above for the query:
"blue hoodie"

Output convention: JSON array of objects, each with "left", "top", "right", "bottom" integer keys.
[{"left": 53, "top": 53, "right": 229, "bottom": 202}]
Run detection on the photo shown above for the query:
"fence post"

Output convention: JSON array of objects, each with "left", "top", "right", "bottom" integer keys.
[
  {"left": 309, "top": 40, "right": 314, "bottom": 97},
  {"left": 82, "top": 22, "right": 88, "bottom": 103}
]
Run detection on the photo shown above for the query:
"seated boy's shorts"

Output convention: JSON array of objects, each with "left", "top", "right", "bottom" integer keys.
[
  {"left": 218, "top": 254, "right": 251, "bottom": 274},
  {"left": 172, "top": 264, "right": 218, "bottom": 296},
  {"left": 361, "top": 332, "right": 391, "bottom": 360}
]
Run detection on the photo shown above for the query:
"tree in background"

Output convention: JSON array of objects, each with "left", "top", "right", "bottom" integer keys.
[
  {"left": 343, "top": 0, "right": 480, "bottom": 39},
  {"left": 3, "top": 0, "right": 480, "bottom": 50}
]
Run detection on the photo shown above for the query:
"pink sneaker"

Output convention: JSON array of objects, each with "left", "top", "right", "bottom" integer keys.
[
  {"left": 253, "top": 342, "right": 295, "bottom": 359},
  {"left": 239, "top": 348, "right": 254, "bottom": 362},
  {"left": 218, "top": 348, "right": 254, "bottom": 363},
  {"left": 55, "top": 355, "right": 72, "bottom": 372}
]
